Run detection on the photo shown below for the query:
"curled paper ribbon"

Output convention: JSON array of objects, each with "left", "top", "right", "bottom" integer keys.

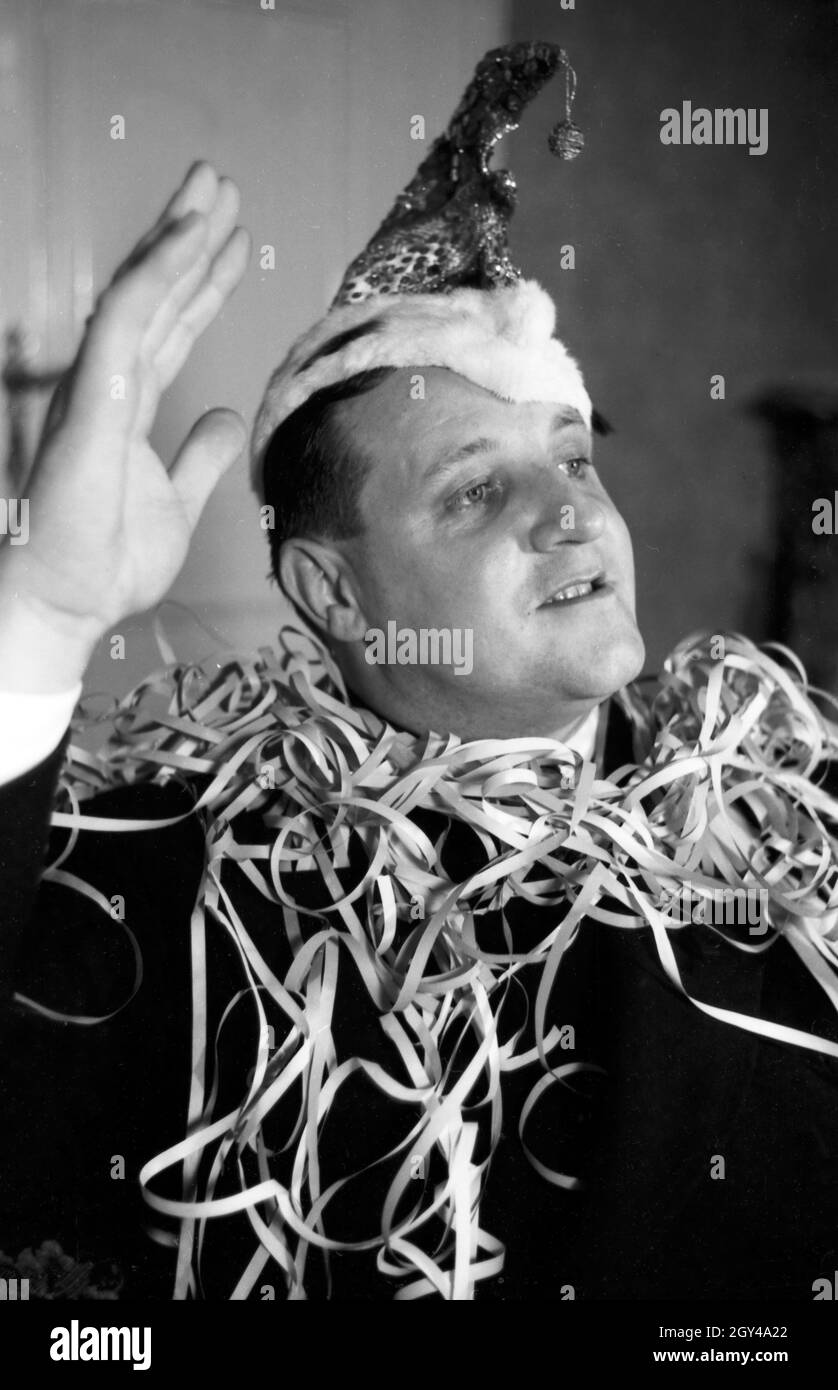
[{"left": 20, "top": 625, "right": 838, "bottom": 1299}]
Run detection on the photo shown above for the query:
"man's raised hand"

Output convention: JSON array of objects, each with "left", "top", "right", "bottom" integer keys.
[{"left": 0, "top": 161, "right": 251, "bottom": 691}]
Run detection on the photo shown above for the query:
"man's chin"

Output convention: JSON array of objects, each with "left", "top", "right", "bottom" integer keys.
[
  {"left": 594, "top": 627, "right": 646, "bottom": 694},
  {"left": 545, "top": 626, "right": 646, "bottom": 704}
]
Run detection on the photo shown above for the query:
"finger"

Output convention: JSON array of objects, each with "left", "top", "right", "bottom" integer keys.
[
  {"left": 150, "top": 160, "right": 220, "bottom": 234},
  {"left": 114, "top": 161, "right": 220, "bottom": 280},
  {"left": 41, "top": 370, "right": 73, "bottom": 439},
  {"left": 169, "top": 408, "right": 246, "bottom": 532},
  {"left": 200, "top": 176, "right": 241, "bottom": 261},
  {"left": 149, "top": 226, "right": 251, "bottom": 396},
  {"left": 132, "top": 225, "right": 250, "bottom": 439},
  {"left": 62, "top": 212, "right": 209, "bottom": 442},
  {"left": 140, "top": 177, "right": 242, "bottom": 363}
]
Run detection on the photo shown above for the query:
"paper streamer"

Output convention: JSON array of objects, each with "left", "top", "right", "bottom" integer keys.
[{"left": 18, "top": 624, "right": 838, "bottom": 1300}]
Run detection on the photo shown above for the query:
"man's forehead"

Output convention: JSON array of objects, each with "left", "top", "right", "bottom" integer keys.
[{"left": 345, "top": 365, "right": 588, "bottom": 457}]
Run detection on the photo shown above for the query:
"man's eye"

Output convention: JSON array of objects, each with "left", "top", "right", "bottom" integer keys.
[
  {"left": 561, "top": 456, "right": 593, "bottom": 479},
  {"left": 449, "top": 479, "right": 500, "bottom": 510}
]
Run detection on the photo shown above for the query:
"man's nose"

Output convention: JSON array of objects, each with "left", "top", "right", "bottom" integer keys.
[{"left": 527, "top": 477, "right": 606, "bottom": 552}]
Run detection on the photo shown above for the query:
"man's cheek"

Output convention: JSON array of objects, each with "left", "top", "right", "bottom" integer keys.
[{"left": 609, "top": 518, "right": 636, "bottom": 585}]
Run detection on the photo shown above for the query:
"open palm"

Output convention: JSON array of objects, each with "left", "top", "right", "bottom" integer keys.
[{"left": 1, "top": 161, "right": 250, "bottom": 637}]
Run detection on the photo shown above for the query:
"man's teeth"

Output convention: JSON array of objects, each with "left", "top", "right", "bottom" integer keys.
[{"left": 546, "top": 581, "right": 595, "bottom": 604}]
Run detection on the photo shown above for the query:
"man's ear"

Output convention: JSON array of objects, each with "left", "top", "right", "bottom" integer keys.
[{"left": 278, "top": 538, "right": 368, "bottom": 641}]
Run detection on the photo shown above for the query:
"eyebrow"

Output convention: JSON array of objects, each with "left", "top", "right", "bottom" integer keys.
[{"left": 423, "top": 406, "right": 589, "bottom": 483}]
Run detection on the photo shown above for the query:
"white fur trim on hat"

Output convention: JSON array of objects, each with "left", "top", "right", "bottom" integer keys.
[{"left": 250, "top": 279, "right": 591, "bottom": 498}]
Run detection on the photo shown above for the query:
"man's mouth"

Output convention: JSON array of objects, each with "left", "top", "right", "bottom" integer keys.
[{"left": 539, "top": 572, "right": 609, "bottom": 608}]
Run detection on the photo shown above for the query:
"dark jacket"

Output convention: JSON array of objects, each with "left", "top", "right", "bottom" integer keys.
[{"left": 1, "top": 702, "right": 837, "bottom": 1300}]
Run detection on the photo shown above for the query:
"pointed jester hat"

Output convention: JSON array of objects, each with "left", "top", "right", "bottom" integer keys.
[{"left": 251, "top": 40, "right": 591, "bottom": 499}]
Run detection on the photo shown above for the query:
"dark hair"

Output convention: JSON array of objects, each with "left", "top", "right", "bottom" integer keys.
[{"left": 261, "top": 366, "right": 396, "bottom": 585}]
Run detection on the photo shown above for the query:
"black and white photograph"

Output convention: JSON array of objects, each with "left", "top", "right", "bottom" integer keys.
[{"left": 1, "top": 0, "right": 837, "bottom": 1359}]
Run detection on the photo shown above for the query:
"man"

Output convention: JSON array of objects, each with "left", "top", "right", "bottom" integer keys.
[{"left": 1, "top": 42, "right": 837, "bottom": 1302}]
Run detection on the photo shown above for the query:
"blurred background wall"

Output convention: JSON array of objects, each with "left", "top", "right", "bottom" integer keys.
[{"left": 1, "top": 0, "right": 837, "bottom": 700}]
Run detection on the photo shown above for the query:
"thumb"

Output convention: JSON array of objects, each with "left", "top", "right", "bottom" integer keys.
[{"left": 169, "top": 407, "right": 247, "bottom": 531}]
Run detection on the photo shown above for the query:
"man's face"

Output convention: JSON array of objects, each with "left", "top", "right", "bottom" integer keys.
[{"left": 334, "top": 366, "right": 645, "bottom": 739}]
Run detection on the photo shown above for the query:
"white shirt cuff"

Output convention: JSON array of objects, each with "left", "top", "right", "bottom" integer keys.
[{"left": 0, "top": 684, "right": 81, "bottom": 785}]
